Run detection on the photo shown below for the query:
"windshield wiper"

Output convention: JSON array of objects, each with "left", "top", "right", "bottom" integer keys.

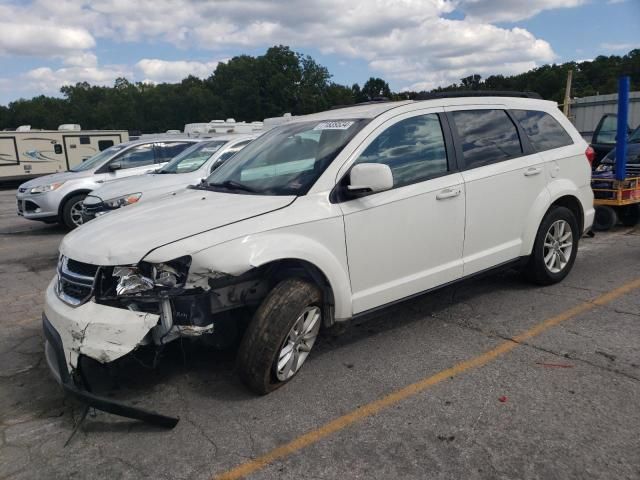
[{"left": 208, "top": 180, "right": 256, "bottom": 193}]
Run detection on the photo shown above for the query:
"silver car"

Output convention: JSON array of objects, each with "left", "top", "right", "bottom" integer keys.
[
  {"left": 82, "top": 134, "right": 257, "bottom": 221},
  {"left": 16, "top": 137, "right": 199, "bottom": 228}
]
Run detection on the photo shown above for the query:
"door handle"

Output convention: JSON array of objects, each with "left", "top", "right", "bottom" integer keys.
[
  {"left": 436, "top": 188, "right": 462, "bottom": 200},
  {"left": 524, "top": 167, "right": 542, "bottom": 176}
]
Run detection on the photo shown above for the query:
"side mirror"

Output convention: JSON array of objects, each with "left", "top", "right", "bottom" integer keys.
[
  {"left": 109, "top": 161, "right": 122, "bottom": 171},
  {"left": 347, "top": 163, "right": 393, "bottom": 196}
]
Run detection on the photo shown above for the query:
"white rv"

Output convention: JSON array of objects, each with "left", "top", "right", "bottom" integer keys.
[{"left": 0, "top": 125, "right": 128, "bottom": 182}]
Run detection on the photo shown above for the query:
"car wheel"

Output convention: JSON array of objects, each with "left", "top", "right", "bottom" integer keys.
[
  {"left": 61, "top": 194, "right": 87, "bottom": 229},
  {"left": 619, "top": 204, "right": 640, "bottom": 227},
  {"left": 525, "top": 206, "right": 579, "bottom": 285},
  {"left": 592, "top": 205, "right": 618, "bottom": 231},
  {"left": 237, "top": 278, "right": 322, "bottom": 394}
]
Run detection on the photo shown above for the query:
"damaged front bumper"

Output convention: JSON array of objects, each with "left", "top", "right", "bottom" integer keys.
[{"left": 42, "top": 280, "right": 179, "bottom": 427}]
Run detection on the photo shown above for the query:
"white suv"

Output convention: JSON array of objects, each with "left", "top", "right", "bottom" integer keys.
[{"left": 43, "top": 94, "right": 593, "bottom": 421}]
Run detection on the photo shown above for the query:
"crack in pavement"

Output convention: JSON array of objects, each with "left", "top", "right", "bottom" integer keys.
[{"left": 444, "top": 312, "right": 640, "bottom": 383}]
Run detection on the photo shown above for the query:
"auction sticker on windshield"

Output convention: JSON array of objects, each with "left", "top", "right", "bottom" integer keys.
[{"left": 314, "top": 121, "right": 354, "bottom": 130}]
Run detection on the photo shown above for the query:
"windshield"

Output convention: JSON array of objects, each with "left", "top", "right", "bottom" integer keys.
[
  {"left": 204, "top": 119, "right": 368, "bottom": 195},
  {"left": 159, "top": 140, "right": 227, "bottom": 173},
  {"left": 70, "top": 145, "right": 125, "bottom": 172},
  {"left": 629, "top": 126, "right": 640, "bottom": 144}
]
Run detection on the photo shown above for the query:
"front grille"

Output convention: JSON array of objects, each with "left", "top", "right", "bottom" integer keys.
[
  {"left": 56, "top": 256, "right": 99, "bottom": 306},
  {"left": 67, "top": 258, "right": 99, "bottom": 277}
]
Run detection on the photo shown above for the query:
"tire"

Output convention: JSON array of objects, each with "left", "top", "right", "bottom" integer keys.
[
  {"left": 592, "top": 206, "right": 617, "bottom": 231},
  {"left": 237, "top": 278, "right": 322, "bottom": 394},
  {"left": 524, "top": 206, "right": 579, "bottom": 286},
  {"left": 619, "top": 204, "right": 640, "bottom": 227},
  {"left": 61, "top": 194, "right": 87, "bottom": 229}
]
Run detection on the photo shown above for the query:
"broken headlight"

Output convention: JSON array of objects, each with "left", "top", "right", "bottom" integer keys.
[
  {"left": 104, "top": 192, "right": 142, "bottom": 209},
  {"left": 113, "top": 256, "right": 191, "bottom": 296}
]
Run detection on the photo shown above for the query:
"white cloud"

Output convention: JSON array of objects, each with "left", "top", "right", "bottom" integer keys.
[
  {"left": 600, "top": 42, "right": 638, "bottom": 52},
  {"left": 23, "top": 65, "right": 131, "bottom": 94},
  {"left": 135, "top": 59, "right": 220, "bottom": 83},
  {"left": 0, "top": 0, "right": 589, "bottom": 100},
  {"left": 0, "top": 22, "right": 94, "bottom": 56},
  {"left": 455, "top": 0, "right": 587, "bottom": 23}
]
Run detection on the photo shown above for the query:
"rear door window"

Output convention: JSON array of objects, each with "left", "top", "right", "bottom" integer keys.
[
  {"left": 451, "top": 109, "right": 523, "bottom": 169},
  {"left": 154, "top": 142, "right": 194, "bottom": 163},
  {"left": 512, "top": 110, "right": 573, "bottom": 151}
]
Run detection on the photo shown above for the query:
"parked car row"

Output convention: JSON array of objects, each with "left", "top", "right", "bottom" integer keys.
[{"left": 31, "top": 94, "right": 594, "bottom": 425}]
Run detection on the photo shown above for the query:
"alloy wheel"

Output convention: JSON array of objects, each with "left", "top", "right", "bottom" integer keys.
[
  {"left": 70, "top": 200, "right": 84, "bottom": 227},
  {"left": 275, "top": 306, "right": 321, "bottom": 381},
  {"left": 543, "top": 219, "right": 573, "bottom": 273}
]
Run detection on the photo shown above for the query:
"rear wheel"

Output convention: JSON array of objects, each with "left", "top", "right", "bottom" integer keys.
[
  {"left": 592, "top": 205, "right": 617, "bottom": 231},
  {"left": 61, "top": 194, "right": 87, "bottom": 229},
  {"left": 619, "top": 204, "right": 640, "bottom": 227},
  {"left": 525, "top": 206, "right": 579, "bottom": 285},
  {"left": 237, "top": 278, "right": 322, "bottom": 394}
]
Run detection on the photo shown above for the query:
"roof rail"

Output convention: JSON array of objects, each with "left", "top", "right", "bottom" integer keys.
[
  {"left": 329, "top": 98, "right": 394, "bottom": 110},
  {"left": 416, "top": 90, "right": 542, "bottom": 100}
]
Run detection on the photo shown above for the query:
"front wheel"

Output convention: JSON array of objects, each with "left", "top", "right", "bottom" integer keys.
[
  {"left": 237, "top": 278, "right": 322, "bottom": 394},
  {"left": 61, "top": 194, "right": 87, "bottom": 229},
  {"left": 524, "top": 206, "right": 579, "bottom": 285}
]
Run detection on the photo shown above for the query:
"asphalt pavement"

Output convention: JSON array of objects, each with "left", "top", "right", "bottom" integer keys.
[{"left": 1, "top": 187, "right": 639, "bottom": 480}]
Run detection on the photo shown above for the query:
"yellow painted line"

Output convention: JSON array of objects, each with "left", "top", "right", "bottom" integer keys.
[{"left": 214, "top": 278, "right": 640, "bottom": 480}]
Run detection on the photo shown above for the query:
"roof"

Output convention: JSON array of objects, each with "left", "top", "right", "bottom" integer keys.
[
  {"left": 288, "top": 95, "right": 556, "bottom": 123},
  {"left": 296, "top": 101, "right": 413, "bottom": 121},
  {"left": 118, "top": 136, "right": 202, "bottom": 147}
]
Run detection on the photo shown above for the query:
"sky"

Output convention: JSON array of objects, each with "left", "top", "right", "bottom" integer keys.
[{"left": 0, "top": 0, "right": 638, "bottom": 106}]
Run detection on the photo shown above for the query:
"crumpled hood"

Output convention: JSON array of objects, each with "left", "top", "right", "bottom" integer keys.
[
  {"left": 61, "top": 188, "right": 295, "bottom": 265},
  {"left": 19, "top": 170, "right": 91, "bottom": 189},
  {"left": 86, "top": 173, "right": 198, "bottom": 204}
]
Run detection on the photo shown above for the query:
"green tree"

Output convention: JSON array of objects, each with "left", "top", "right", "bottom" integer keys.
[{"left": 361, "top": 77, "right": 391, "bottom": 99}]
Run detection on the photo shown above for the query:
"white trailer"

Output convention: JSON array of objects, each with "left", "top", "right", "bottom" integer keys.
[{"left": 0, "top": 126, "right": 128, "bottom": 182}]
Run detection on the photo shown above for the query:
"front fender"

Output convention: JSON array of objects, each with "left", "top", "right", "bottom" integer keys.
[{"left": 164, "top": 220, "right": 353, "bottom": 320}]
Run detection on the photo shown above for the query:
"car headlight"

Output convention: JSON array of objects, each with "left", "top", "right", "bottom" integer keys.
[
  {"left": 30, "top": 181, "right": 65, "bottom": 194},
  {"left": 112, "top": 256, "right": 191, "bottom": 296},
  {"left": 104, "top": 192, "right": 142, "bottom": 209}
]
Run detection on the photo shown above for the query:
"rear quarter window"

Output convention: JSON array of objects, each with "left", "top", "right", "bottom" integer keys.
[{"left": 512, "top": 110, "right": 573, "bottom": 152}]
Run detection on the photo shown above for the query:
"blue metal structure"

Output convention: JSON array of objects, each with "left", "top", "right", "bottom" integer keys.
[{"left": 615, "top": 76, "right": 630, "bottom": 181}]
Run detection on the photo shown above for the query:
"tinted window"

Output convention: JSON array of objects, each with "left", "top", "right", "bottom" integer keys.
[
  {"left": 79, "top": 136, "right": 90, "bottom": 145},
  {"left": 155, "top": 142, "right": 193, "bottom": 163},
  {"left": 98, "top": 140, "right": 114, "bottom": 151},
  {"left": 593, "top": 115, "right": 617, "bottom": 145},
  {"left": 117, "top": 144, "right": 156, "bottom": 169},
  {"left": 355, "top": 114, "right": 448, "bottom": 188},
  {"left": 452, "top": 109, "right": 522, "bottom": 169},
  {"left": 512, "top": 110, "right": 573, "bottom": 151}
]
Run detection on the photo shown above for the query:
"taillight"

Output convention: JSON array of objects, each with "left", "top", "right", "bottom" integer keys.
[{"left": 585, "top": 146, "right": 595, "bottom": 166}]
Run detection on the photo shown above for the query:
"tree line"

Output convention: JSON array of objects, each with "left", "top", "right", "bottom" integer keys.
[{"left": 0, "top": 46, "right": 638, "bottom": 133}]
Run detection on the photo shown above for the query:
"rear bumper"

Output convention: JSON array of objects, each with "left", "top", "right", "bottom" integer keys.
[{"left": 43, "top": 313, "right": 178, "bottom": 428}]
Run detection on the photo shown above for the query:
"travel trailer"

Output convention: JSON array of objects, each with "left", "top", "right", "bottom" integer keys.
[
  {"left": 0, "top": 125, "right": 128, "bottom": 182},
  {"left": 183, "top": 119, "right": 264, "bottom": 137}
]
